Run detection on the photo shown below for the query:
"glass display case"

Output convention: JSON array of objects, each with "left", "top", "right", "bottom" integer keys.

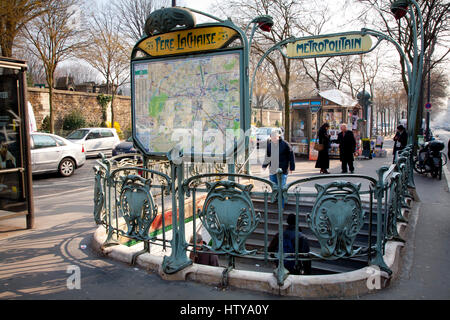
[{"left": 0, "top": 57, "right": 33, "bottom": 228}]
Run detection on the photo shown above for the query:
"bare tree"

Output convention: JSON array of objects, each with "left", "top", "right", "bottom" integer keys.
[
  {"left": 216, "top": 0, "right": 310, "bottom": 142},
  {"left": 356, "top": 0, "right": 450, "bottom": 138},
  {"left": 113, "top": 0, "right": 171, "bottom": 42},
  {"left": 81, "top": 5, "right": 131, "bottom": 126},
  {"left": 0, "top": 0, "right": 51, "bottom": 57},
  {"left": 55, "top": 63, "right": 100, "bottom": 85},
  {"left": 323, "top": 56, "right": 358, "bottom": 91},
  {"left": 21, "top": 0, "right": 88, "bottom": 133},
  {"left": 294, "top": 0, "right": 333, "bottom": 92}
]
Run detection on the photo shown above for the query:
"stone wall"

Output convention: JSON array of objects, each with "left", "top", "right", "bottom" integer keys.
[
  {"left": 27, "top": 87, "right": 132, "bottom": 133},
  {"left": 252, "top": 109, "right": 283, "bottom": 127}
]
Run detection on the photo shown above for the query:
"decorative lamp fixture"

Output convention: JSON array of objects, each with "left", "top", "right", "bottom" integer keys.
[
  {"left": 253, "top": 15, "right": 273, "bottom": 32},
  {"left": 390, "top": 0, "right": 410, "bottom": 20}
]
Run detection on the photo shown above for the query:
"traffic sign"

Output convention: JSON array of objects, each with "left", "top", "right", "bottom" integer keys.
[{"left": 425, "top": 102, "right": 432, "bottom": 109}]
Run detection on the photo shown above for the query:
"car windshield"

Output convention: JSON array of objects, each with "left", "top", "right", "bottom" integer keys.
[{"left": 66, "top": 129, "right": 89, "bottom": 140}]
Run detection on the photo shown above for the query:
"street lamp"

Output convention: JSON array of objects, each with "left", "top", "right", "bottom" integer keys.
[
  {"left": 390, "top": 0, "right": 424, "bottom": 189},
  {"left": 390, "top": 0, "right": 409, "bottom": 20},
  {"left": 246, "top": 15, "right": 273, "bottom": 48},
  {"left": 389, "top": 0, "right": 424, "bottom": 148}
]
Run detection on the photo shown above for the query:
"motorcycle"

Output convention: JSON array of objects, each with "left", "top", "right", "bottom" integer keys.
[{"left": 413, "top": 140, "right": 447, "bottom": 180}]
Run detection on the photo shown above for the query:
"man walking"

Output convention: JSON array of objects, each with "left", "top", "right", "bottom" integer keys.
[
  {"left": 262, "top": 130, "right": 295, "bottom": 207},
  {"left": 337, "top": 123, "right": 357, "bottom": 173},
  {"left": 392, "top": 124, "right": 407, "bottom": 163}
]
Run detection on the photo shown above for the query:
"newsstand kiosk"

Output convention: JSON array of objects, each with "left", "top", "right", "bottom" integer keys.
[{"left": 0, "top": 57, "right": 34, "bottom": 229}]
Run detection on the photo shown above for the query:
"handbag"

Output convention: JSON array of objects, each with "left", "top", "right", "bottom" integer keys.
[
  {"left": 314, "top": 143, "right": 324, "bottom": 151},
  {"left": 313, "top": 133, "right": 324, "bottom": 151}
]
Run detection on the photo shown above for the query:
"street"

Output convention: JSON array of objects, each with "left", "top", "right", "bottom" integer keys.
[
  {"left": 0, "top": 135, "right": 449, "bottom": 300},
  {"left": 0, "top": 157, "right": 278, "bottom": 300}
]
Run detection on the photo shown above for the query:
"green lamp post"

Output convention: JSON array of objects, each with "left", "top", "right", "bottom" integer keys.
[{"left": 390, "top": 0, "right": 424, "bottom": 148}]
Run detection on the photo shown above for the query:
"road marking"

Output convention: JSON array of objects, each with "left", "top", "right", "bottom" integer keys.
[{"left": 34, "top": 186, "right": 92, "bottom": 199}]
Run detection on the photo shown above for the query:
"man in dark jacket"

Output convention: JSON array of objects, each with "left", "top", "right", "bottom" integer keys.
[
  {"left": 337, "top": 123, "right": 357, "bottom": 173},
  {"left": 262, "top": 130, "right": 295, "bottom": 207},
  {"left": 189, "top": 234, "right": 219, "bottom": 267},
  {"left": 393, "top": 125, "right": 407, "bottom": 163},
  {"left": 268, "top": 214, "right": 311, "bottom": 275}
]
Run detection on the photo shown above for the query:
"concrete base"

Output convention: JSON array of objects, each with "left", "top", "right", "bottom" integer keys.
[{"left": 90, "top": 200, "right": 417, "bottom": 298}]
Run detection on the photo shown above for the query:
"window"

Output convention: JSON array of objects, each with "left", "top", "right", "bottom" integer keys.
[
  {"left": 101, "top": 129, "right": 114, "bottom": 138},
  {"left": 32, "top": 135, "right": 57, "bottom": 149},
  {"left": 67, "top": 129, "right": 89, "bottom": 140},
  {"left": 54, "top": 137, "right": 66, "bottom": 146},
  {"left": 86, "top": 130, "right": 101, "bottom": 140}
]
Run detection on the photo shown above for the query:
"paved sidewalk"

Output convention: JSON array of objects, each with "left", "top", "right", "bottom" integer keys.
[{"left": 0, "top": 137, "right": 449, "bottom": 299}]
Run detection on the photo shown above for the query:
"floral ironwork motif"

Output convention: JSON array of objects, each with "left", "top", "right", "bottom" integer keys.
[
  {"left": 199, "top": 180, "right": 260, "bottom": 256},
  {"left": 308, "top": 181, "right": 365, "bottom": 258},
  {"left": 118, "top": 175, "right": 158, "bottom": 240},
  {"left": 93, "top": 167, "right": 105, "bottom": 225}
]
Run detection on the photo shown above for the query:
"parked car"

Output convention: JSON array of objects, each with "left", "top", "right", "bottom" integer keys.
[
  {"left": 256, "top": 127, "right": 283, "bottom": 148},
  {"left": 30, "top": 132, "right": 86, "bottom": 177},
  {"left": 66, "top": 128, "right": 120, "bottom": 158},
  {"left": 112, "top": 136, "right": 138, "bottom": 156}
]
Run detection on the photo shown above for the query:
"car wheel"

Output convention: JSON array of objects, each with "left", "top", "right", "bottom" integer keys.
[{"left": 59, "top": 158, "right": 75, "bottom": 177}]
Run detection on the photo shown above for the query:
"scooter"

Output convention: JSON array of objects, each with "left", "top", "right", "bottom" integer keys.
[{"left": 413, "top": 140, "right": 447, "bottom": 180}]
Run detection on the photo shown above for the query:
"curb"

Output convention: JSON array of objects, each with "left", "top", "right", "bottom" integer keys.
[
  {"left": 91, "top": 201, "right": 416, "bottom": 298},
  {"left": 443, "top": 163, "right": 450, "bottom": 192}
]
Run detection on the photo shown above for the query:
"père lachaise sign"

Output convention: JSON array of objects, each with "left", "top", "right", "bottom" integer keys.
[
  {"left": 286, "top": 33, "right": 373, "bottom": 58},
  {"left": 138, "top": 26, "right": 238, "bottom": 56}
]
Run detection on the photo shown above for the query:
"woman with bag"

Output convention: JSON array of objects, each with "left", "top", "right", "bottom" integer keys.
[{"left": 315, "top": 123, "right": 330, "bottom": 174}]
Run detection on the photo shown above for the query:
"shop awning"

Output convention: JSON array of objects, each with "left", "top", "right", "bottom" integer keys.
[{"left": 319, "top": 89, "right": 358, "bottom": 107}]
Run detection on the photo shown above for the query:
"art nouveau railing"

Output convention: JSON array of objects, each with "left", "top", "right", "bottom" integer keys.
[{"left": 93, "top": 145, "right": 414, "bottom": 286}]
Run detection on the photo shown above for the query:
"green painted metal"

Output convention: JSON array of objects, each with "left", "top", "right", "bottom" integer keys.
[
  {"left": 93, "top": 4, "right": 421, "bottom": 287},
  {"left": 94, "top": 145, "right": 414, "bottom": 284},
  {"left": 162, "top": 163, "right": 193, "bottom": 274},
  {"left": 119, "top": 175, "right": 158, "bottom": 240},
  {"left": 199, "top": 180, "right": 260, "bottom": 255},
  {"left": 308, "top": 181, "right": 365, "bottom": 259}
]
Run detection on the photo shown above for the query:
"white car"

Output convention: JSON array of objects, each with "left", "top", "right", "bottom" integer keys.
[
  {"left": 66, "top": 128, "right": 120, "bottom": 158},
  {"left": 31, "top": 133, "right": 86, "bottom": 177}
]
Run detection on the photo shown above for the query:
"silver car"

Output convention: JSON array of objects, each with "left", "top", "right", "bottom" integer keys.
[
  {"left": 256, "top": 127, "right": 283, "bottom": 148},
  {"left": 66, "top": 128, "right": 120, "bottom": 158},
  {"left": 31, "top": 133, "right": 86, "bottom": 177}
]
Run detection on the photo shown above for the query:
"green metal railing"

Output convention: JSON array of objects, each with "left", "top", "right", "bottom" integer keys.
[{"left": 93, "top": 145, "right": 414, "bottom": 286}]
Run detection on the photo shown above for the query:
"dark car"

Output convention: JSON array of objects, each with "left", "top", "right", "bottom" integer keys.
[{"left": 112, "top": 136, "right": 137, "bottom": 156}]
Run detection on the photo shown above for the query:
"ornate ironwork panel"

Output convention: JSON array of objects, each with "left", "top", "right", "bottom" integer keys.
[
  {"left": 308, "top": 181, "right": 365, "bottom": 259},
  {"left": 118, "top": 175, "right": 158, "bottom": 241},
  {"left": 199, "top": 180, "right": 260, "bottom": 256},
  {"left": 93, "top": 166, "right": 106, "bottom": 225}
]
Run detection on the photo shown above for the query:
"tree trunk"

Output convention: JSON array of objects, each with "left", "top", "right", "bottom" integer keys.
[
  {"left": 260, "top": 107, "right": 263, "bottom": 126},
  {"left": 284, "top": 89, "right": 290, "bottom": 142},
  {"left": 47, "top": 75, "right": 55, "bottom": 134},
  {"left": 111, "top": 90, "right": 115, "bottom": 127}
]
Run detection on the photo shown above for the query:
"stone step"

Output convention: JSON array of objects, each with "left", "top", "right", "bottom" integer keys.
[
  {"left": 250, "top": 220, "right": 377, "bottom": 245},
  {"left": 244, "top": 238, "right": 369, "bottom": 271}
]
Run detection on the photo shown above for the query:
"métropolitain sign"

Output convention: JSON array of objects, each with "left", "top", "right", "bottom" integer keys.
[{"left": 286, "top": 33, "right": 373, "bottom": 59}]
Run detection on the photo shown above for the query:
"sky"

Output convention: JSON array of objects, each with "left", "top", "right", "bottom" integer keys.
[{"left": 84, "top": 0, "right": 447, "bottom": 107}]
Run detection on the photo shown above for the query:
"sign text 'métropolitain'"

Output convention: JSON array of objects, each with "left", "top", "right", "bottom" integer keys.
[{"left": 286, "top": 33, "right": 372, "bottom": 58}]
